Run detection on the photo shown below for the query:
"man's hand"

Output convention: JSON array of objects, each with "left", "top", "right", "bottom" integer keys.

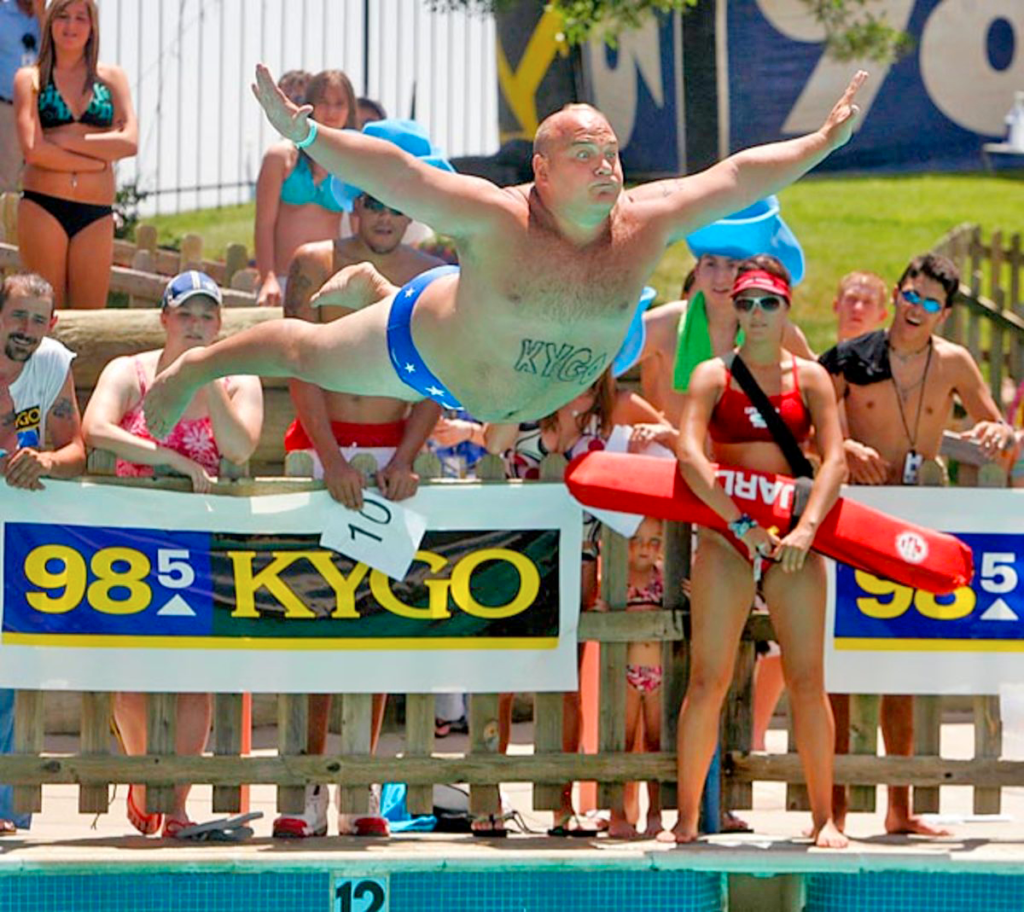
[
  {"left": 2, "top": 448, "right": 50, "bottom": 490},
  {"left": 844, "top": 438, "right": 889, "bottom": 484},
  {"left": 252, "top": 63, "right": 313, "bottom": 143},
  {"left": 145, "top": 352, "right": 198, "bottom": 440},
  {"left": 322, "top": 455, "right": 367, "bottom": 510},
  {"left": 820, "top": 70, "right": 868, "bottom": 151},
  {"left": 431, "top": 417, "right": 478, "bottom": 448},
  {"left": 257, "top": 273, "right": 283, "bottom": 308},
  {"left": 965, "top": 421, "right": 1015, "bottom": 460},
  {"left": 377, "top": 460, "right": 420, "bottom": 502}
]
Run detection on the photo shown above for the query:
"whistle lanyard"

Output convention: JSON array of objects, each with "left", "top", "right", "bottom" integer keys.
[{"left": 892, "top": 340, "right": 933, "bottom": 451}]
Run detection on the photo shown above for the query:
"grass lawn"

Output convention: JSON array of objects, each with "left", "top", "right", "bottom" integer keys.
[{"left": 145, "top": 171, "right": 1024, "bottom": 353}]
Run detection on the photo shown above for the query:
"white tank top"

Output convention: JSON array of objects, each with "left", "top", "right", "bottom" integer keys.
[{"left": 9, "top": 337, "right": 76, "bottom": 449}]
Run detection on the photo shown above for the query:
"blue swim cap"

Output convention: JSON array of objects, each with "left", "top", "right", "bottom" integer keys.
[{"left": 612, "top": 286, "right": 657, "bottom": 377}]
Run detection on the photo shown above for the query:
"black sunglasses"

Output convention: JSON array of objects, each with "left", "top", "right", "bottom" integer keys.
[{"left": 362, "top": 196, "right": 403, "bottom": 217}]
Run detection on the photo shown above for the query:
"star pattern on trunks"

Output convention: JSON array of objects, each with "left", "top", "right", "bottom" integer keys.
[
  {"left": 404, "top": 363, "right": 416, "bottom": 373},
  {"left": 405, "top": 287, "right": 416, "bottom": 298},
  {"left": 426, "top": 385, "right": 446, "bottom": 397}
]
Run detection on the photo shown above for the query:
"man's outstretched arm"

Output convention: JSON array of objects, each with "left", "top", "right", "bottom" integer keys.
[
  {"left": 252, "top": 64, "right": 514, "bottom": 238},
  {"left": 637, "top": 71, "right": 868, "bottom": 243}
]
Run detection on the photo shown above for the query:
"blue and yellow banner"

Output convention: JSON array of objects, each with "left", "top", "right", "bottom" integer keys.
[{"left": 0, "top": 481, "right": 582, "bottom": 694}]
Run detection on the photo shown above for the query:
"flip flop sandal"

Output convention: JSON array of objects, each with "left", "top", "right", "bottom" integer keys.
[
  {"left": 547, "top": 814, "right": 601, "bottom": 838},
  {"left": 471, "top": 814, "right": 509, "bottom": 838},
  {"left": 126, "top": 786, "right": 163, "bottom": 836},
  {"left": 166, "top": 812, "right": 263, "bottom": 842}
]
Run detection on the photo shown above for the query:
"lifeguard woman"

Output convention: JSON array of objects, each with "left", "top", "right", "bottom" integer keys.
[{"left": 667, "top": 256, "right": 848, "bottom": 849}]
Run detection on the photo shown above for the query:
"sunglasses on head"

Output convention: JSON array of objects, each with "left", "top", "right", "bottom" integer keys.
[
  {"left": 734, "top": 294, "right": 785, "bottom": 313},
  {"left": 362, "top": 196, "right": 403, "bottom": 216},
  {"left": 900, "top": 288, "right": 944, "bottom": 314}
]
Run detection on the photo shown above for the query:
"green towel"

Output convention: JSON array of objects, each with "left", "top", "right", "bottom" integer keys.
[{"left": 672, "top": 291, "right": 742, "bottom": 392}]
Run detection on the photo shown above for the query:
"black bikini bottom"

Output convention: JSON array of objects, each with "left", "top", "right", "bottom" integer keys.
[{"left": 22, "top": 190, "right": 112, "bottom": 239}]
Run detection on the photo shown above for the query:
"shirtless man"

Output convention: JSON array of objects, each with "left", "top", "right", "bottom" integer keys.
[
  {"left": 639, "top": 253, "right": 813, "bottom": 426},
  {"left": 272, "top": 194, "right": 444, "bottom": 839},
  {"left": 819, "top": 253, "right": 1012, "bottom": 835},
  {"left": 144, "top": 64, "right": 868, "bottom": 438}
]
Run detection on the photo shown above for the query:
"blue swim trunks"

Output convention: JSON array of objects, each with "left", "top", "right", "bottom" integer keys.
[{"left": 387, "top": 265, "right": 463, "bottom": 409}]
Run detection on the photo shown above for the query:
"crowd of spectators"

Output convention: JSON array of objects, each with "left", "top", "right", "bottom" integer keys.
[{"left": 0, "top": 0, "right": 1019, "bottom": 847}]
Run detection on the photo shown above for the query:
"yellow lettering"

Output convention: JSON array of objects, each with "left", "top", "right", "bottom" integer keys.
[
  {"left": 228, "top": 551, "right": 316, "bottom": 619},
  {"left": 450, "top": 548, "right": 539, "bottom": 620},
  {"left": 88, "top": 547, "right": 152, "bottom": 615},
  {"left": 370, "top": 550, "right": 451, "bottom": 620},
  {"left": 25, "top": 545, "right": 87, "bottom": 614},
  {"left": 304, "top": 552, "right": 370, "bottom": 619},
  {"left": 914, "top": 587, "right": 976, "bottom": 621},
  {"left": 496, "top": 9, "right": 565, "bottom": 141},
  {"left": 854, "top": 570, "right": 913, "bottom": 619}
]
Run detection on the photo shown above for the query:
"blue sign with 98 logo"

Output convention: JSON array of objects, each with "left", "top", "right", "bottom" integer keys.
[
  {"left": 834, "top": 532, "right": 1024, "bottom": 643},
  {"left": 3, "top": 522, "right": 213, "bottom": 637}
]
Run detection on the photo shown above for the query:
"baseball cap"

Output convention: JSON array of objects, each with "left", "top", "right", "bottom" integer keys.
[{"left": 161, "top": 271, "right": 223, "bottom": 309}]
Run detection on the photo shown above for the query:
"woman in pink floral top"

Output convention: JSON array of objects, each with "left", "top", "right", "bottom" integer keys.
[{"left": 82, "top": 271, "right": 262, "bottom": 837}]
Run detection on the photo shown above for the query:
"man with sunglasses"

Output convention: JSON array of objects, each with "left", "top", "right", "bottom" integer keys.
[{"left": 819, "top": 253, "right": 1012, "bottom": 837}]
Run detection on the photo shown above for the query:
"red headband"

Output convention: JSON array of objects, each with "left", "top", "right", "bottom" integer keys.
[{"left": 731, "top": 269, "right": 791, "bottom": 301}]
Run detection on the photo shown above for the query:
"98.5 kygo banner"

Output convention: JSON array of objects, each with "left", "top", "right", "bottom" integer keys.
[{"left": 0, "top": 480, "right": 582, "bottom": 694}]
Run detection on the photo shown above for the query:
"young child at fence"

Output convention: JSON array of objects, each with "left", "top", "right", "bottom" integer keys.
[
  {"left": 485, "top": 368, "right": 675, "bottom": 836},
  {"left": 81, "top": 270, "right": 263, "bottom": 838},
  {"left": 596, "top": 516, "right": 666, "bottom": 839}
]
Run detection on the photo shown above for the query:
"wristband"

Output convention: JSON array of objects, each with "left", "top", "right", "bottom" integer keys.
[
  {"left": 727, "top": 514, "right": 758, "bottom": 539},
  {"left": 294, "top": 119, "right": 318, "bottom": 150}
]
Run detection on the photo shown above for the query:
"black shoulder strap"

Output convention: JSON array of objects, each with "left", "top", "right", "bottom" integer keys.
[{"left": 730, "top": 354, "right": 814, "bottom": 479}]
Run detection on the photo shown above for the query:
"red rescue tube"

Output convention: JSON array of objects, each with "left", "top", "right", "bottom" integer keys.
[{"left": 565, "top": 451, "right": 973, "bottom": 594}]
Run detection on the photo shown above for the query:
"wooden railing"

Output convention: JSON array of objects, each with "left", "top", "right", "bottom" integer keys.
[
  {"left": 0, "top": 452, "right": 1018, "bottom": 829},
  {"left": 933, "top": 223, "right": 1024, "bottom": 405}
]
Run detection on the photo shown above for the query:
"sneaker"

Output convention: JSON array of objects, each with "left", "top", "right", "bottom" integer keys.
[
  {"left": 337, "top": 784, "right": 389, "bottom": 837},
  {"left": 272, "top": 783, "right": 329, "bottom": 838}
]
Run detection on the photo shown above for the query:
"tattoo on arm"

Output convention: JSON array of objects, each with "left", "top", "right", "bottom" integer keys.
[
  {"left": 49, "top": 397, "right": 76, "bottom": 421},
  {"left": 283, "top": 264, "right": 315, "bottom": 318},
  {"left": 514, "top": 338, "right": 608, "bottom": 385}
]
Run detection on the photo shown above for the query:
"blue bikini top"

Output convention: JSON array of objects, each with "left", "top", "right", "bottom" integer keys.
[
  {"left": 279, "top": 152, "right": 346, "bottom": 212},
  {"left": 37, "top": 76, "right": 114, "bottom": 129}
]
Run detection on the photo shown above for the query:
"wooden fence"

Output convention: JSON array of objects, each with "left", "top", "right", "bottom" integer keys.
[
  {"left": 934, "top": 223, "right": 1024, "bottom": 407},
  {"left": 0, "top": 450, "right": 1020, "bottom": 828}
]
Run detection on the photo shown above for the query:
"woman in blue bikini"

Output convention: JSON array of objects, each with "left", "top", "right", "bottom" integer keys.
[
  {"left": 254, "top": 68, "right": 357, "bottom": 307},
  {"left": 13, "top": 0, "right": 137, "bottom": 308}
]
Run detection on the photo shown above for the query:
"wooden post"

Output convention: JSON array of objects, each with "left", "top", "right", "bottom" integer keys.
[
  {"left": 533, "top": 453, "right": 569, "bottom": 811},
  {"left": 967, "top": 228, "right": 984, "bottom": 366},
  {"left": 467, "top": 452, "right": 506, "bottom": 823},
  {"left": 79, "top": 692, "right": 112, "bottom": 813},
  {"left": 276, "top": 694, "right": 307, "bottom": 814},
  {"left": 847, "top": 694, "right": 879, "bottom": 812},
  {"left": 722, "top": 639, "right": 755, "bottom": 811},
  {"left": 12, "top": 691, "right": 43, "bottom": 814},
  {"left": 336, "top": 694, "right": 372, "bottom": 815},
  {"left": 212, "top": 694, "right": 244, "bottom": 813},
  {"left": 973, "top": 455, "right": 1006, "bottom": 814},
  {"left": 224, "top": 243, "right": 249, "bottom": 287},
  {"left": 402, "top": 452, "right": 441, "bottom": 816},
  {"left": 129, "top": 249, "right": 156, "bottom": 308},
  {"left": 597, "top": 525, "right": 628, "bottom": 810},
  {"left": 0, "top": 192, "right": 18, "bottom": 245},
  {"left": 135, "top": 224, "right": 158, "bottom": 253},
  {"left": 145, "top": 693, "right": 177, "bottom": 813},
  {"left": 659, "top": 520, "right": 690, "bottom": 810},
  {"left": 1009, "top": 233, "right": 1023, "bottom": 383},
  {"left": 179, "top": 233, "right": 203, "bottom": 272},
  {"left": 990, "top": 231, "right": 1005, "bottom": 403}
]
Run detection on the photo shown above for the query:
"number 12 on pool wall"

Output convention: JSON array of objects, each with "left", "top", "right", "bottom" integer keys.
[{"left": 334, "top": 876, "right": 389, "bottom": 912}]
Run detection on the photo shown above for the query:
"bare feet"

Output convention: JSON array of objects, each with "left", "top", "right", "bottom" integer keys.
[
  {"left": 642, "top": 813, "right": 664, "bottom": 838},
  {"left": 811, "top": 819, "right": 849, "bottom": 849},
  {"left": 607, "top": 817, "right": 638, "bottom": 839},
  {"left": 656, "top": 823, "right": 699, "bottom": 844},
  {"left": 885, "top": 809, "right": 951, "bottom": 837}
]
